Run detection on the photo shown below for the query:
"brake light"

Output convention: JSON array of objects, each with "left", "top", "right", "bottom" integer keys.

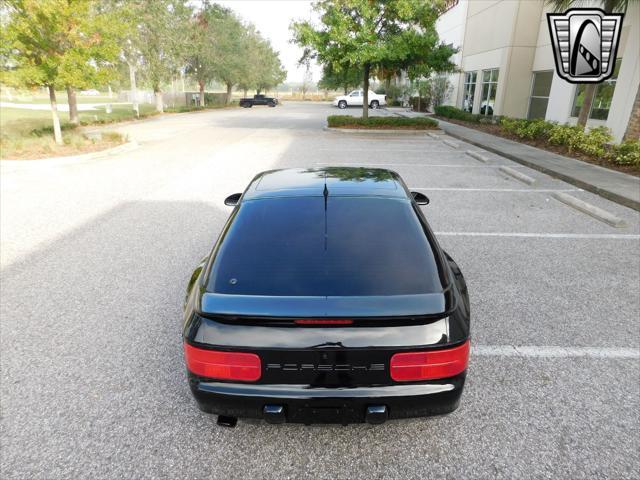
[
  {"left": 294, "top": 319, "right": 353, "bottom": 325},
  {"left": 390, "top": 340, "right": 470, "bottom": 382},
  {"left": 184, "top": 343, "right": 261, "bottom": 382}
]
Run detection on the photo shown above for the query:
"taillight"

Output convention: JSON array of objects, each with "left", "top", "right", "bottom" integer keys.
[
  {"left": 184, "top": 343, "right": 261, "bottom": 382},
  {"left": 294, "top": 319, "right": 353, "bottom": 325},
  {"left": 390, "top": 340, "right": 470, "bottom": 382}
]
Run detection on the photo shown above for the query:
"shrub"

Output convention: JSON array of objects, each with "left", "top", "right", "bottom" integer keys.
[
  {"left": 327, "top": 115, "right": 438, "bottom": 129},
  {"left": 434, "top": 105, "right": 501, "bottom": 124},
  {"left": 435, "top": 105, "right": 479, "bottom": 122},
  {"left": 103, "top": 131, "right": 125, "bottom": 143},
  {"left": 501, "top": 117, "right": 554, "bottom": 140},
  {"left": 579, "top": 126, "right": 613, "bottom": 157},
  {"left": 548, "top": 124, "right": 586, "bottom": 152},
  {"left": 611, "top": 140, "right": 640, "bottom": 166}
]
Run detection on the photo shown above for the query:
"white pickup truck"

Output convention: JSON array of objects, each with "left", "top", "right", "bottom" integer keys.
[{"left": 332, "top": 90, "right": 387, "bottom": 109}]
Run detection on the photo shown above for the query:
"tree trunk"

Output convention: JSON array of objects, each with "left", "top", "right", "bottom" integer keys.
[
  {"left": 66, "top": 86, "right": 79, "bottom": 125},
  {"left": 48, "top": 85, "right": 63, "bottom": 145},
  {"left": 199, "top": 80, "right": 205, "bottom": 107},
  {"left": 362, "top": 63, "right": 370, "bottom": 120},
  {"left": 128, "top": 63, "right": 139, "bottom": 118},
  {"left": 225, "top": 83, "right": 233, "bottom": 104},
  {"left": 343, "top": 85, "right": 348, "bottom": 95},
  {"left": 577, "top": 83, "right": 597, "bottom": 127},
  {"left": 154, "top": 87, "right": 163, "bottom": 113},
  {"left": 243, "top": 88, "right": 248, "bottom": 97},
  {"left": 624, "top": 84, "right": 640, "bottom": 141}
]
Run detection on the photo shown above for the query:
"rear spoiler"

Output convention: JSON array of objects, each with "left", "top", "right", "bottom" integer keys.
[{"left": 197, "top": 292, "right": 447, "bottom": 318}]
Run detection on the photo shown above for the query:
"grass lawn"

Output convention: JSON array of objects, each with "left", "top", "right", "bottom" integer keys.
[
  {"left": 1, "top": 104, "right": 157, "bottom": 136},
  {"left": 1, "top": 90, "right": 118, "bottom": 104},
  {"left": 0, "top": 100, "right": 233, "bottom": 159},
  {"left": 0, "top": 105, "right": 152, "bottom": 159}
]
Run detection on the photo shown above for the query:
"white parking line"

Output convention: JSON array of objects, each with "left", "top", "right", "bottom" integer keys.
[
  {"left": 473, "top": 345, "right": 640, "bottom": 359},
  {"left": 434, "top": 232, "right": 640, "bottom": 239},
  {"left": 411, "top": 187, "right": 581, "bottom": 193}
]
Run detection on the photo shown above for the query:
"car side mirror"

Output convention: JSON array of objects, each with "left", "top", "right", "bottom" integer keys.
[
  {"left": 224, "top": 193, "right": 242, "bottom": 206},
  {"left": 411, "top": 191, "right": 430, "bottom": 205}
]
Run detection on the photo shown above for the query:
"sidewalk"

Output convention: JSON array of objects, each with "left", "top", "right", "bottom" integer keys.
[{"left": 392, "top": 109, "right": 640, "bottom": 211}]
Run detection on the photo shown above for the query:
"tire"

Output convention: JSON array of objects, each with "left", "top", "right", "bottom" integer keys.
[
  {"left": 370, "top": 100, "right": 379, "bottom": 109},
  {"left": 268, "top": 102, "right": 276, "bottom": 107},
  {"left": 338, "top": 100, "right": 347, "bottom": 109}
]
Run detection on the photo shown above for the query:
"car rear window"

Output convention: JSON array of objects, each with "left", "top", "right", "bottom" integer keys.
[{"left": 207, "top": 196, "right": 443, "bottom": 296}]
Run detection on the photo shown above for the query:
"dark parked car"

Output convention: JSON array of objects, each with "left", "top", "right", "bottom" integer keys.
[
  {"left": 239, "top": 94, "right": 278, "bottom": 108},
  {"left": 183, "top": 167, "right": 470, "bottom": 426}
]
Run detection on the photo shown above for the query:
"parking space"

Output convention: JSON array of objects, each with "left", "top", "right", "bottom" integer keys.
[{"left": 1, "top": 102, "right": 638, "bottom": 479}]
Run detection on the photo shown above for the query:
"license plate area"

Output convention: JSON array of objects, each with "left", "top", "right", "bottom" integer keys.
[{"left": 292, "top": 404, "right": 357, "bottom": 425}]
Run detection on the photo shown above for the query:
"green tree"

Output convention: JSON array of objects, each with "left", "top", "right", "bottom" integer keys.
[
  {"left": 212, "top": 12, "right": 248, "bottom": 103},
  {"left": 292, "top": 0, "right": 457, "bottom": 119},
  {"left": 318, "top": 63, "right": 361, "bottom": 94},
  {"left": 58, "top": 2, "right": 123, "bottom": 124},
  {"left": 546, "top": 0, "right": 636, "bottom": 128},
  {"left": 253, "top": 36, "right": 286, "bottom": 94},
  {"left": 236, "top": 27, "right": 286, "bottom": 96},
  {"left": 1, "top": 0, "right": 122, "bottom": 142},
  {"left": 186, "top": 2, "right": 232, "bottom": 107},
  {"left": 108, "top": 0, "right": 144, "bottom": 117},
  {"left": 135, "top": 0, "right": 191, "bottom": 112}
]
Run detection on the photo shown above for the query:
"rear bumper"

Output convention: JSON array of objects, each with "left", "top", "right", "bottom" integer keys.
[{"left": 189, "top": 372, "right": 465, "bottom": 424}]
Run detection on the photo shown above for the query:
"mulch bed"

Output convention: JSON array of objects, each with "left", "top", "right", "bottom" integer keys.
[
  {"left": 434, "top": 116, "right": 639, "bottom": 177},
  {"left": 1, "top": 138, "right": 124, "bottom": 160}
]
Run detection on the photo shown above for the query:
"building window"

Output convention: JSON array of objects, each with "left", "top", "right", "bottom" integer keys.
[
  {"left": 480, "top": 69, "right": 499, "bottom": 115},
  {"left": 527, "top": 71, "right": 553, "bottom": 120},
  {"left": 462, "top": 72, "right": 477, "bottom": 113},
  {"left": 571, "top": 59, "right": 621, "bottom": 120}
]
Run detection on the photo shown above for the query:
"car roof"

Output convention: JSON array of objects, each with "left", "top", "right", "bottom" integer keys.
[{"left": 242, "top": 167, "right": 408, "bottom": 200}]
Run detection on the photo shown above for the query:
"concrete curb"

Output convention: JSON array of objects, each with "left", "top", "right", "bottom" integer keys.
[
  {"left": 442, "top": 139, "right": 459, "bottom": 148},
  {"left": 466, "top": 150, "right": 489, "bottom": 163},
  {"left": 499, "top": 166, "right": 536, "bottom": 185},
  {"left": 0, "top": 140, "right": 139, "bottom": 166},
  {"left": 552, "top": 192, "right": 627, "bottom": 228},
  {"left": 323, "top": 126, "right": 441, "bottom": 135},
  {"left": 436, "top": 119, "right": 640, "bottom": 211}
]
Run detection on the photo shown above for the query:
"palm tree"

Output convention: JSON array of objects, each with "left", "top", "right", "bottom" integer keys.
[{"left": 546, "top": 0, "right": 637, "bottom": 129}]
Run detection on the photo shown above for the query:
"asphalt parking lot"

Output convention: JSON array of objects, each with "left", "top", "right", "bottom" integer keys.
[{"left": 1, "top": 102, "right": 639, "bottom": 479}]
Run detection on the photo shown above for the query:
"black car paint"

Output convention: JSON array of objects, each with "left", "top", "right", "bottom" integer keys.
[
  {"left": 239, "top": 94, "right": 277, "bottom": 108},
  {"left": 183, "top": 168, "right": 470, "bottom": 424}
]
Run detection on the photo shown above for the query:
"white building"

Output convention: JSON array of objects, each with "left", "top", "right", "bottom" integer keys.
[{"left": 436, "top": 0, "right": 639, "bottom": 142}]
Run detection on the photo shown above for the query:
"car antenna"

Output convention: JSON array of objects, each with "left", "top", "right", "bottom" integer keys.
[{"left": 323, "top": 173, "right": 328, "bottom": 251}]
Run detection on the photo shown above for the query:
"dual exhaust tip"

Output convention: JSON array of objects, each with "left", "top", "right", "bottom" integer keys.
[{"left": 217, "top": 404, "right": 389, "bottom": 427}]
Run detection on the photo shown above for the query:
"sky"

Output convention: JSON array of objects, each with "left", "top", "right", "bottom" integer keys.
[{"left": 216, "top": 0, "right": 322, "bottom": 84}]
